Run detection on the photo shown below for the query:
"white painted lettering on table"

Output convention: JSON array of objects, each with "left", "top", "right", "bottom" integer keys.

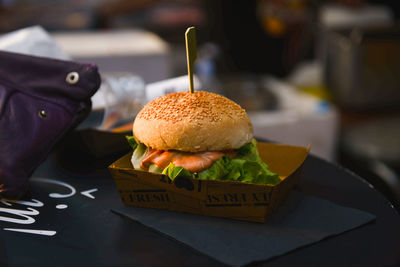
[{"left": 0, "top": 178, "right": 98, "bottom": 236}]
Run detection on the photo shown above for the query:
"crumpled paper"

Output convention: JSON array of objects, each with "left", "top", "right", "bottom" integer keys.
[{"left": 0, "top": 25, "right": 70, "bottom": 60}]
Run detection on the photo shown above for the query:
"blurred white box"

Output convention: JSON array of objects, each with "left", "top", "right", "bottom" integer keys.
[
  {"left": 53, "top": 29, "right": 171, "bottom": 83},
  {"left": 249, "top": 77, "right": 339, "bottom": 162}
]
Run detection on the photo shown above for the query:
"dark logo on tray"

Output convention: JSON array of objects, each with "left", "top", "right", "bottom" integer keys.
[
  {"left": 205, "top": 191, "right": 273, "bottom": 207},
  {"left": 118, "top": 169, "right": 139, "bottom": 178},
  {"left": 123, "top": 189, "right": 170, "bottom": 204},
  {"left": 174, "top": 177, "right": 194, "bottom": 191},
  {"left": 159, "top": 176, "right": 195, "bottom": 192}
]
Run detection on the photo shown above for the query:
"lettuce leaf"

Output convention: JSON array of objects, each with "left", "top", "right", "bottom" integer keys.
[
  {"left": 161, "top": 140, "right": 280, "bottom": 185},
  {"left": 149, "top": 164, "right": 163, "bottom": 173},
  {"left": 237, "top": 138, "right": 260, "bottom": 161},
  {"left": 198, "top": 156, "right": 230, "bottom": 180},
  {"left": 125, "top": 135, "right": 138, "bottom": 150},
  {"left": 126, "top": 136, "right": 280, "bottom": 185},
  {"left": 162, "top": 163, "right": 194, "bottom": 180},
  {"left": 225, "top": 158, "right": 245, "bottom": 181},
  {"left": 232, "top": 139, "right": 281, "bottom": 185},
  {"left": 131, "top": 142, "right": 148, "bottom": 169},
  {"left": 197, "top": 139, "right": 280, "bottom": 185}
]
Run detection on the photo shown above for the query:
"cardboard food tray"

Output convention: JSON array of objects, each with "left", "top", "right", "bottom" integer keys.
[{"left": 109, "top": 142, "right": 309, "bottom": 223}]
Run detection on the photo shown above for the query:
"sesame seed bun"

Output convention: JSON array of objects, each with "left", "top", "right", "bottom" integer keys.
[{"left": 133, "top": 91, "right": 253, "bottom": 152}]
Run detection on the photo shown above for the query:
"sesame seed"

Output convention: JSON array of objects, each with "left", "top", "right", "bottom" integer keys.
[{"left": 136, "top": 91, "right": 247, "bottom": 122}]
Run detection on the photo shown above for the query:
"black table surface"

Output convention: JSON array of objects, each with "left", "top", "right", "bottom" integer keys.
[{"left": 1, "top": 141, "right": 400, "bottom": 267}]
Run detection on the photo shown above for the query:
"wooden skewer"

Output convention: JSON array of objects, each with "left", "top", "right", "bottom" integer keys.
[{"left": 185, "top": 27, "right": 197, "bottom": 93}]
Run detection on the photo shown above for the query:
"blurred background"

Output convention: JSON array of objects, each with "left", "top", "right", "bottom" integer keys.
[{"left": 1, "top": 0, "right": 400, "bottom": 207}]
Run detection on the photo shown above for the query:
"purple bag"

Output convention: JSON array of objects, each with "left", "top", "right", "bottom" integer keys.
[{"left": 0, "top": 51, "right": 101, "bottom": 199}]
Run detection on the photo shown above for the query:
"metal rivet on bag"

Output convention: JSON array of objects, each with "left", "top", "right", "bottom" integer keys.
[
  {"left": 66, "top": 72, "right": 79, "bottom": 84},
  {"left": 38, "top": 110, "right": 47, "bottom": 119}
]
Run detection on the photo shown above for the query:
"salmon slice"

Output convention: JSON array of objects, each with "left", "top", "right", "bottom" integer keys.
[
  {"left": 141, "top": 149, "right": 233, "bottom": 173},
  {"left": 152, "top": 151, "right": 177, "bottom": 170},
  {"left": 140, "top": 149, "right": 163, "bottom": 169},
  {"left": 172, "top": 151, "right": 225, "bottom": 173}
]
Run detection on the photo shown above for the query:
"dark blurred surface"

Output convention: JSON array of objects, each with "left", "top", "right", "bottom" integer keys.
[
  {"left": 55, "top": 129, "right": 131, "bottom": 175},
  {"left": 339, "top": 114, "right": 400, "bottom": 211}
]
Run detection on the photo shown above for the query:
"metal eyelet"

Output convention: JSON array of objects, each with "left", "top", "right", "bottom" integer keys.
[
  {"left": 38, "top": 110, "right": 48, "bottom": 119},
  {"left": 66, "top": 72, "right": 79, "bottom": 84}
]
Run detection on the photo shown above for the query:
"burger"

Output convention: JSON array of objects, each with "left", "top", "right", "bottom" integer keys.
[{"left": 126, "top": 91, "right": 280, "bottom": 185}]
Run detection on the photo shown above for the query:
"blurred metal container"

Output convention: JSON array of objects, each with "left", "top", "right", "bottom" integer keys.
[{"left": 324, "top": 25, "right": 400, "bottom": 109}]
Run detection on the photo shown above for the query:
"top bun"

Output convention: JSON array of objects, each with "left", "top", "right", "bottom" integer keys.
[{"left": 133, "top": 91, "right": 253, "bottom": 152}]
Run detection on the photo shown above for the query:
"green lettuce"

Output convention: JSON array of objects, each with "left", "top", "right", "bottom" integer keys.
[
  {"left": 126, "top": 136, "right": 280, "bottom": 185},
  {"left": 125, "top": 135, "right": 138, "bottom": 150},
  {"left": 162, "top": 163, "right": 194, "bottom": 180},
  {"left": 197, "top": 139, "right": 280, "bottom": 185},
  {"left": 131, "top": 142, "right": 147, "bottom": 169},
  {"left": 158, "top": 139, "right": 280, "bottom": 185},
  {"left": 198, "top": 156, "right": 230, "bottom": 180},
  {"left": 126, "top": 136, "right": 161, "bottom": 173},
  {"left": 233, "top": 139, "right": 281, "bottom": 185},
  {"left": 149, "top": 164, "right": 163, "bottom": 173}
]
